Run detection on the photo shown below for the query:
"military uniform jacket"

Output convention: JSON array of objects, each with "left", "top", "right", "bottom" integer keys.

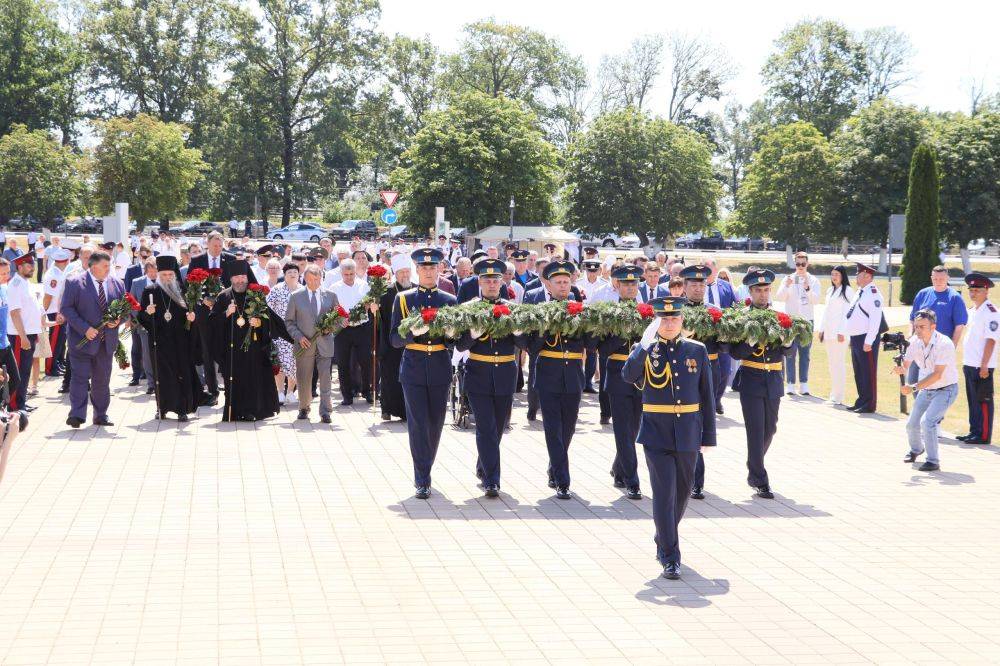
[
  {"left": 730, "top": 334, "right": 785, "bottom": 399},
  {"left": 598, "top": 334, "right": 640, "bottom": 397},
  {"left": 390, "top": 286, "right": 457, "bottom": 386},
  {"left": 622, "top": 336, "right": 717, "bottom": 452},
  {"left": 843, "top": 283, "right": 885, "bottom": 345},
  {"left": 455, "top": 298, "right": 527, "bottom": 394},
  {"left": 527, "top": 329, "right": 594, "bottom": 394}
]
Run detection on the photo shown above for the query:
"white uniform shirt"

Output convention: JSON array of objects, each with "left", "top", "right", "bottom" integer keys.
[
  {"left": 330, "top": 279, "right": 370, "bottom": 324},
  {"left": 575, "top": 276, "right": 608, "bottom": 300},
  {"left": 113, "top": 250, "right": 131, "bottom": 279},
  {"left": 587, "top": 283, "right": 619, "bottom": 304},
  {"left": 251, "top": 263, "right": 268, "bottom": 285},
  {"left": 904, "top": 331, "right": 959, "bottom": 389},
  {"left": 842, "top": 283, "right": 884, "bottom": 345},
  {"left": 6, "top": 274, "right": 43, "bottom": 335},
  {"left": 816, "top": 286, "right": 855, "bottom": 336},
  {"left": 42, "top": 264, "right": 68, "bottom": 314},
  {"left": 153, "top": 238, "right": 179, "bottom": 258},
  {"left": 963, "top": 300, "right": 1000, "bottom": 369},
  {"left": 775, "top": 273, "right": 821, "bottom": 320}
]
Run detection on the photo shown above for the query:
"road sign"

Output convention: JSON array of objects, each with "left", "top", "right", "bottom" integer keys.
[
  {"left": 380, "top": 208, "right": 397, "bottom": 224},
  {"left": 379, "top": 190, "right": 399, "bottom": 208}
]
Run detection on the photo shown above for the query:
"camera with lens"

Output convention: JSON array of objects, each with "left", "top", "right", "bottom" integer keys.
[{"left": 882, "top": 331, "right": 909, "bottom": 353}]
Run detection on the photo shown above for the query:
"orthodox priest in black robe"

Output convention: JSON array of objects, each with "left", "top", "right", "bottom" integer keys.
[
  {"left": 378, "top": 255, "right": 411, "bottom": 421},
  {"left": 137, "top": 256, "right": 203, "bottom": 421},
  {"left": 210, "top": 260, "right": 292, "bottom": 421}
]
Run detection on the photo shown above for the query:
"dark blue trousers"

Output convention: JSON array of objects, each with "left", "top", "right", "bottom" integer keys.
[
  {"left": 643, "top": 447, "right": 698, "bottom": 565},
  {"left": 402, "top": 382, "right": 449, "bottom": 486},
  {"left": 739, "top": 393, "right": 780, "bottom": 487},
  {"left": 68, "top": 348, "right": 113, "bottom": 422},
  {"left": 850, "top": 333, "right": 880, "bottom": 412},
  {"left": 718, "top": 353, "right": 732, "bottom": 397},
  {"left": 468, "top": 392, "right": 513, "bottom": 486},
  {"left": 538, "top": 390, "right": 581, "bottom": 488},
  {"left": 584, "top": 348, "right": 597, "bottom": 390},
  {"left": 964, "top": 365, "right": 994, "bottom": 443},
  {"left": 597, "top": 352, "right": 610, "bottom": 419},
  {"left": 609, "top": 393, "right": 641, "bottom": 487},
  {"left": 7, "top": 335, "right": 37, "bottom": 410}
]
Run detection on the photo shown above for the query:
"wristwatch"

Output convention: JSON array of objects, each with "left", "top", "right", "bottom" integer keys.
[{"left": 908, "top": 383, "right": 919, "bottom": 391}]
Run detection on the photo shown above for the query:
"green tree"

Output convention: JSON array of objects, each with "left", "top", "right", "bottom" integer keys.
[
  {"left": 899, "top": 143, "right": 941, "bottom": 303},
  {"left": 831, "top": 100, "right": 929, "bottom": 243},
  {"left": 934, "top": 112, "right": 1000, "bottom": 262},
  {"left": 389, "top": 92, "right": 558, "bottom": 232},
  {"left": 563, "top": 107, "right": 719, "bottom": 245},
  {"left": 385, "top": 34, "right": 440, "bottom": 134},
  {"left": 736, "top": 121, "right": 834, "bottom": 247},
  {"left": 761, "top": 19, "right": 867, "bottom": 137},
  {"left": 93, "top": 114, "right": 207, "bottom": 228},
  {"left": 0, "top": 0, "right": 74, "bottom": 135},
  {"left": 0, "top": 125, "right": 82, "bottom": 222}
]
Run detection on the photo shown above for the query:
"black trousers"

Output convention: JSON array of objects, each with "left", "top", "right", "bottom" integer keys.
[
  {"left": 402, "top": 382, "right": 449, "bottom": 487},
  {"left": 964, "top": 365, "right": 994, "bottom": 443},
  {"left": 195, "top": 320, "right": 219, "bottom": 395},
  {"left": 526, "top": 352, "right": 539, "bottom": 415},
  {"left": 644, "top": 447, "right": 698, "bottom": 565},
  {"left": 7, "top": 335, "right": 37, "bottom": 410},
  {"left": 130, "top": 324, "right": 145, "bottom": 380},
  {"left": 334, "top": 324, "right": 372, "bottom": 401},
  {"left": 608, "top": 392, "right": 641, "bottom": 488},
  {"left": 597, "top": 351, "right": 610, "bottom": 419},
  {"left": 0, "top": 347, "right": 20, "bottom": 405},
  {"left": 584, "top": 348, "right": 597, "bottom": 389},
  {"left": 468, "top": 392, "right": 513, "bottom": 487},
  {"left": 538, "top": 390, "right": 581, "bottom": 488},
  {"left": 849, "top": 333, "right": 880, "bottom": 412},
  {"left": 739, "top": 393, "right": 780, "bottom": 487}
]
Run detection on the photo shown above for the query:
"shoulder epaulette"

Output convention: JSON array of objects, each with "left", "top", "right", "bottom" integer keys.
[
  {"left": 988, "top": 303, "right": 996, "bottom": 313},
  {"left": 870, "top": 285, "right": 877, "bottom": 293}
]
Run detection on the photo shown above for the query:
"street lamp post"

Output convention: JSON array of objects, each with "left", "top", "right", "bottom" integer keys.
[{"left": 508, "top": 197, "right": 515, "bottom": 243}]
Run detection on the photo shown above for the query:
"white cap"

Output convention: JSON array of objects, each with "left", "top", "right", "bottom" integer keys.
[
  {"left": 390, "top": 253, "right": 411, "bottom": 273},
  {"left": 48, "top": 248, "right": 71, "bottom": 261}
]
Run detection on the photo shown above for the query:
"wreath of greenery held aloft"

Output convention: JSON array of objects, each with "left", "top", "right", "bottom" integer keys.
[{"left": 716, "top": 304, "right": 813, "bottom": 347}]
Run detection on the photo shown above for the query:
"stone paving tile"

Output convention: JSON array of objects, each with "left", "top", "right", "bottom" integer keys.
[{"left": 2, "top": 371, "right": 1000, "bottom": 664}]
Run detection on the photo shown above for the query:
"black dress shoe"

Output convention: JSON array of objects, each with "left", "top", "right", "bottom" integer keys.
[
  {"left": 93, "top": 418, "right": 114, "bottom": 427},
  {"left": 146, "top": 387, "right": 156, "bottom": 395},
  {"left": 919, "top": 462, "right": 940, "bottom": 471},
  {"left": 340, "top": 399, "right": 353, "bottom": 406},
  {"left": 66, "top": 416, "right": 83, "bottom": 428},
  {"left": 24, "top": 405, "right": 36, "bottom": 412},
  {"left": 177, "top": 414, "right": 189, "bottom": 422},
  {"left": 846, "top": 405, "right": 860, "bottom": 412},
  {"left": 956, "top": 433, "right": 974, "bottom": 441},
  {"left": 484, "top": 484, "right": 499, "bottom": 498},
  {"left": 964, "top": 437, "right": 989, "bottom": 445},
  {"left": 381, "top": 412, "right": 392, "bottom": 421},
  {"left": 599, "top": 416, "right": 610, "bottom": 425},
  {"left": 555, "top": 486, "right": 571, "bottom": 500},
  {"left": 320, "top": 414, "right": 331, "bottom": 424},
  {"left": 715, "top": 405, "right": 724, "bottom": 415},
  {"left": 297, "top": 409, "right": 309, "bottom": 420},
  {"left": 611, "top": 473, "right": 626, "bottom": 489},
  {"left": 526, "top": 410, "right": 537, "bottom": 421},
  {"left": 855, "top": 409, "right": 875, "bottom": 414},
  {"left": 362, "top": 393, "right": 373, "bottom": 404},
  {"left": 128, "top": 378, "right": 141, "bottom": 387},
  {"left": 903, "top": 451, "right": 922, "bottom": 463},
  {"left": 626, "top": 486, "right": 642, "bottom": 500},
  {"left": 58, "top": 386, "right": 70, "bottom": 393},
  {"left": 662, "top": 562, "right": 681, "bottom": 580},
  {"left": 202, "top": 394, "right": 218, "bottom": 407},
  {"left": 691, "top": 486, "right": 705, "bottom": 500},
  {"left": 754, "top": 485, "right": 774, "bottom": 499},
  {"left": 547, "top": 476, "right": 557, "bottom": 489},
  {"left": 414, "top": 486, "right": 430, "bottom": 500}
]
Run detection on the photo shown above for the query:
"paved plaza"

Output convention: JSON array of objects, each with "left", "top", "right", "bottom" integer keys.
[{"left": 2, "top": 370, "right": 1000, "bottom": 665}]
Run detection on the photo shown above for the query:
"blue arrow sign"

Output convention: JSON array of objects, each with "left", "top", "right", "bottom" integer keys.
[{"left": 380, "top": 208, "right": 397, "bottom": 224}]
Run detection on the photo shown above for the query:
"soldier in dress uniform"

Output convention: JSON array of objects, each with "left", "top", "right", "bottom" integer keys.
[
  {"left": 455, "top": 259, "right": 527, "bottom": 497},
  {"left": 843, "top": 263, "right": 885, "bottom": 413},
  {"left": 390, "top": 248, "right": 458, "bottom": 500},
  {"left": 957, "top": 273, "right": 998, "bottom": 444},
  {"left": 729, "top": 269, "right": 784, "bottom": 499},
  {"left": 596, "top": 264, "right": 644, "bottom": 499},
  {"left": 526, "top": 260, "right": 590, "bottom": 499},
  {"left": 622, "top": 296, "right": 716, "bottom": 580},
  {"left": 680, "top": 264, "right": 723, "bottom": 500}
]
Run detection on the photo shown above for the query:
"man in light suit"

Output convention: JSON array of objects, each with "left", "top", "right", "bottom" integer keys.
[
  {"left": 284, "top": 264, "right": 340, "bottom": 423},
  {"left": 60, "top": 251, "right": 126, "bottom": 428},
  {"left": 128, "top": 258, "right": 157, "bottom": 394}
]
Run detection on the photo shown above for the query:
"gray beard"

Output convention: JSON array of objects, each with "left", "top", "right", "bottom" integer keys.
[
  {"left": 156, "top": 278, "right": 186, "bottom": 306},
  {"left": 233, "top": 283, "right": 248, "bottom": 293},
  {"left": 397, "top": 279, "right": 411, "bottom": 289}
]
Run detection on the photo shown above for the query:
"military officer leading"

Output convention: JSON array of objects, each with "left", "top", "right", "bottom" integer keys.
[
  {"left": 526, "top": 260, "right": 590, "bottom": 500},
  {"left": 680, "top": 264, "right": 723, "bottom": 499},
  {"left": 622, "top": 296, "right": 716, "bottom": 580},
  {"left": 390, "top": 248, "right": 457, "bottom": 500},
  {"left": 730, "top": 269, "right": 785, "bottom": 499},
  {"left": 843, "top": 262, "right": 885, "bottom": 413},
  {"left": 455, "top": 259, "right": 527, "bottom": 497},
  {"left": 958, "top": 273, "right": 998, "bottom": 444},
  {"left": 596, "top": 264, "right": 644, "bottom": 500}
]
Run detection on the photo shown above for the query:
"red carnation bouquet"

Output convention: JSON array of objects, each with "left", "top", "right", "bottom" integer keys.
[
  {"left": 183, "top": 268, "right": 210, "bottom": 328},
  {"left": 240, "top": 283, "right": 271, "bottom": 351},
  {"left": 708, "top": 307, "right": 723, "bottom": 323},
  {"left": 348, "top": 264, "right": 390, "bottom": 324},
  {"left": 295, "top": 305, "right": 350, "bottom": 358},
  {"left": 78, "top": 291, "right": 140, "bottom": 347},
  {"left": 776, "top": 312, "right": 792, "bottom": 329},
  {"left": 566, "top": 301, "right": 584, "bottom": 316},
  {"left": 637, "top": 303, "right": 654, "bottom": 318},
  {"left": 421, "top": 307, "right": 438, "bottom": 323}
]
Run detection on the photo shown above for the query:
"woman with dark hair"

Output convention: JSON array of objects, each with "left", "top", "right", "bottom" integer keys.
[{"left": 817, "top": 266, "right": 854, "bottom": 405}]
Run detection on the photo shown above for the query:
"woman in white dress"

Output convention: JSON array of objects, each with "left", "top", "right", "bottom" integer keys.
[{"left": 817, "top": 265, "right": 854, "bottom": 405}]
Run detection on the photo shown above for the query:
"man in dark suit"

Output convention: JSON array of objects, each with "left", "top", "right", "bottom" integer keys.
[
  {"left": 705, "top": 258, "right": 736, "bottom": 397},
  {"left": 123, "top": 246, "right": 151, "bottom": 292},
  {"left": 60, "top": 251, "right": 126, "bottom": 428},
  {"left": 186, "top": 232, "right": 236, "bottom": 401},
  {"left": 127, "top": 258, "right": 157, "bottom": 390}
]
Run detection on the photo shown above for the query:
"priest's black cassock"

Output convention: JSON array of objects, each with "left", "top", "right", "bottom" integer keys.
[
  {"left": 209, "top": 261, "right": 291, "bottom": 421},
  {"left": 378, "top": 280, "right": 407, "bottom": 420}
]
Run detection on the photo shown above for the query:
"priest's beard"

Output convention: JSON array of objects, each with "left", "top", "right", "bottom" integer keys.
[
  {"left": 232, "top": 282, "right": 248, "bottom": 294},
  {"left": 397, "top": 279, "right": 411, "bottom": 289},
  {"left": 157, "top": 278, "right": 186, "bottom": 306}
]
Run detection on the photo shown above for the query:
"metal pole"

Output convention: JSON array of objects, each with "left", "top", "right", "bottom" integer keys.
[
  {"left": 508, "top": 197, "right": 515, "bottom": 243},
  {"left": 147, "top": 293, "right": 162, "bottom": 419}
]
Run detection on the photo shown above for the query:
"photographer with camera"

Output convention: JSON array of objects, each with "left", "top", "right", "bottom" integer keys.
[{"left": 893, "top": 309, "right": 959, "bottom": 471}]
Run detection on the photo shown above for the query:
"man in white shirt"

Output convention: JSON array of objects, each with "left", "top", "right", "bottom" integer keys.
[
  {"left": 843, "top": 263, "right": 885, "bottom": 413},
  {"left": 775, "top": 251, "right": 821, "bottom": 395},
  {"left": 153, "top": 231, "right": 180, "bottom": 258},
  {"left": 328, "top": 259, "right": 374, "bottom": 404},
  {"left": 895, "top": 309, "right": 960, "bottom": 471},
  {"left": 6, "top": 253, "right": 43, "bottom": 411},
  {"left": 575, "top": 260, "right": 608, "bottom": 300},
  {"left": 42, "top": 247, "right": 71, "bottom": 376},
  {"left": 958, "top": 273, "right": 999, "bottom": 444}
]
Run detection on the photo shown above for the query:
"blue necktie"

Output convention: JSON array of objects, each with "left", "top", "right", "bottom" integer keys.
[{"left": 708, "top": 286, "right": 715, "bottom": 305}]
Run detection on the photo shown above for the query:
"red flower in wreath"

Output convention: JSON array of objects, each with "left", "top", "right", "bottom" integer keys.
[
  {"left": 636, "top": 303, "right": 654, "bottom": 318},
  {"left": 566, "top": 301, "right": 584, "bottom": 316},
  {"left": 208, "top": 268, "right": 223, "bottom": 278},
  {"left": 744, "top": 297, "right": 752, "bottom": 306},
  {"left": 492, "top": 303, "right": 511, "bottom": 317},
  {"left": 124, "top": 292, "right": 141, "bottom": 311},
  {"left": 368, "top": 264, "right": 388, "bottom": 278},
  {"left": 337, "top": 305, "right": 349, "bottom": 318},
  {"left": 186, "top": 268, "right": 209, "bottom": 283},
  {"left": 708, "top": 307, "right": 723, "bottom": 323},
  {"left": 421, "top": 307, "right": 438, "bottom": 323},
  {"left": 777, "top": 312, "right": 793, "bottom": 329},
  {"left": 248, "top": 283, "right": 270, "bottom": 295}
]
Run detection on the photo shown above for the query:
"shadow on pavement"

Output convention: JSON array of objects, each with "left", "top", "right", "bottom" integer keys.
[{"left": 635, "top": 571, "right": 731, "bottom": 608}]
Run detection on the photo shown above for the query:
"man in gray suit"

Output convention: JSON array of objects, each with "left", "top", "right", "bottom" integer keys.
[
  {"left": 129, "top": 259, "right": 158, "bottom": 394},
  {"left": 284, "top": 264, "right": 340, "bottom": 423}
]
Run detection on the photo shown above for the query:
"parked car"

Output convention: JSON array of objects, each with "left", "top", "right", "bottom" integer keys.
[
  {"left": 174, "top": 220, "right": 225, "bottom": 235},
  {"left": 967, "top": 239, "right": 988, "bottom": 255},
  {"left": 723, "top": 237, "right": 765, "bottom": 251},
  {"left": 329, "top": 219, "right": 378, "bottom": 240},
  {"left": 265, "top": 222, "right": 329, "bottom": 242}
]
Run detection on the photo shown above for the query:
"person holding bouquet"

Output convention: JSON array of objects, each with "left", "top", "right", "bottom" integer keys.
[
  {"left": 390, "top": 248, "right": 457, "bottom": 500},
  {"left": 60, "top": 251, "right": 127, "bottom": 428},
  {"left": 137, "top": 256, "right": 202, "bottom": 421},
  {"left": 284, "top": 265, "right": 341, "bottom": 423}
]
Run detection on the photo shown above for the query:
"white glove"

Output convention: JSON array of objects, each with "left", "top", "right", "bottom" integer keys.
[
  {"left": 639, "top": 318, "right": 660, "bottom": 350},
  {"left": 469, "top": 328, "right": 483, "bottom": 339},
  {"left": 411, "top": 324, "right": 429, "bottom": 337}
]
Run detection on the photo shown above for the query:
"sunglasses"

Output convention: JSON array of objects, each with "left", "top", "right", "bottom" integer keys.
[
  {"left": 795, "top": 263, "right": 807, "bottom": 267},
  {"left": 586, "top": 267, "right": 598, "bottom": 272}
]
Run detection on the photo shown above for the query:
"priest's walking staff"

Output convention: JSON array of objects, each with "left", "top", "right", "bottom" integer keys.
[
  {"left": 227, "top": 302, "right": 236, "bottom": 422},
  {"left": 371, "top": 310, "right": 378, "bottom": 420},
  {"left": 147, "top": 293, "right": 162, "bottom": 420}
]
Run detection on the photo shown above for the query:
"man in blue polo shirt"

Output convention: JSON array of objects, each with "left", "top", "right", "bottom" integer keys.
[{"left": 908, "top": 265, "right": 967, "bottom": 383}]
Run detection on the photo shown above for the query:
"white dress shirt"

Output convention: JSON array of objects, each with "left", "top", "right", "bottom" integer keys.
[
  {"left": 204, "top": 252, "right": 224, "bottom": 271},
  {"left": 963, "top": 300, "right": 1000, "bottom": 369},
  {"left": 6, "top": 274, "right": 43, "bottom": 335},
  {"left": 842, "top": 283, "right": 885, "bottom": 345},
  {"left": 904, "top": 330, "right": 959, "bottom": 388},
  {"left": 330, "top": 279, "right": 370, "bottom": 324},
  {"left": 588, "top": 283, "right": 619, "bottom": 303},
  {"left": 775, "top": 273, "right": 821, "bottom": 320},
  {"left": 42, "top": 264, "right": 68, "bottom": 314},
  {"left": 575, "top": 276, "right": 608, "bottom": 299}
]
